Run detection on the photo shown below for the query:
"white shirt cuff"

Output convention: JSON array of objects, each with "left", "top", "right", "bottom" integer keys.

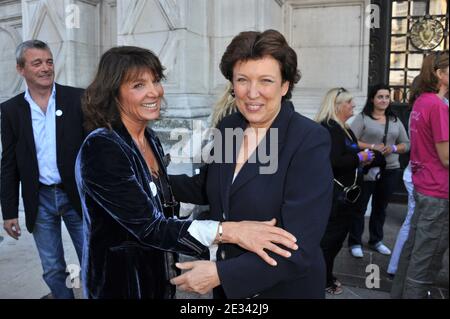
[
  {"left": 208, "top": 245, "right": 218, "bottom": 262},
  {"left": 187, "top": 220, "right": 219, "bottom": 247}
]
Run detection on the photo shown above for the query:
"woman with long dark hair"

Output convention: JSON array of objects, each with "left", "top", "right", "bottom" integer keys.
[{"left": 347, "top": 84, "right": 410, "bottom": 258}]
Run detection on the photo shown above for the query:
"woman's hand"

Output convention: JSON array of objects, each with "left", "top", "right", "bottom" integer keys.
[
  {"left": 170, "top": 261, "right": 220, "bottom": 294},
  {"left": 371, "top": 143, "right": 385, "bottom": 152},
  {"left": 358, "top": 150, "right": 374, "bottom": 166},
  {"left": 381, "top": 145, "right": 394, "bottom": 156},
  {"left": 221, "top": 218, "right": 298, "bottom": 266}
]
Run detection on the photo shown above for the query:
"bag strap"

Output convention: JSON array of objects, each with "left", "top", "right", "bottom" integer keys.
[
  {"left": 334, "top": 169, "right": 358, "bottom": 188},
  {"left": 382, "top": 115, "right": 389, "bottom": 145}
]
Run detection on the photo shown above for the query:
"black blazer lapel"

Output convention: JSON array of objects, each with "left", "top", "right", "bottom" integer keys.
[
  {"left": 146, "top": 128, "right": 168, "bottom": 177},
  {"left": 55, "top": 83, "right": 66, "bottom": 162},
  {"left": 217, "top": 114, "right": 246, "bottom": 218},
  {"left": 218, "top": 162, "right": 234, "bottom": 218},
  {"left": 115, "top": 124, "right": 163, "bottom": 212},
  {"left": 19, "top": 96, "right": 39, "bottom": 169},
  {"left": 229, "top": 153, "right": 259, "bottom": 197}
]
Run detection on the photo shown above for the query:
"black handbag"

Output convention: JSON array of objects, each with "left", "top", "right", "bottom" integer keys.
[{"left": 334, "top": 169, "right": 361, "bottom": 204}]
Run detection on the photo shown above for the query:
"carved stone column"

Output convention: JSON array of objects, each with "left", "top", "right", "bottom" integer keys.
[
  {"left": 20, "top": 0, "right": 116, "bottom": 88},
  {"left": 0, "top": 0, "right": 23, "bottom": 102},
  {"left": 116, "top": 0, "right": 211, "bottom": 173},
  {"left": 115, "top": 0, "right": 287, "bottom": 173}
]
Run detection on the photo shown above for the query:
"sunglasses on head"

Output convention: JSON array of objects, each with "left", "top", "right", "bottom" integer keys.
[
  {"left": 336, "top": 87, "right": 347, "bottom": 98},
  {"left": 335, "top": 87, "right": 348, "bottom": 105}
]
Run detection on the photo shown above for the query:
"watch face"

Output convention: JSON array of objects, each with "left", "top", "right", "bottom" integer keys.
[{"left": 410, "top": 18, "right": 445, "bottom": 51}]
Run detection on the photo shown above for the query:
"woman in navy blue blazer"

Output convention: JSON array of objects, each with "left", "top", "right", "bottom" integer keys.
[{"left": 170, "top": 30, "right": 334, "bottom": 299}]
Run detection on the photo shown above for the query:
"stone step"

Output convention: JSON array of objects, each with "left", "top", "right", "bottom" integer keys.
[{"left": 333, "top": 247, "right": 449, "bottom": 299}]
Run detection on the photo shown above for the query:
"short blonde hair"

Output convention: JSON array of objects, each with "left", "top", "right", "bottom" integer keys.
[{"left": 315, "top": 88, "right": 354, "bottom": 138}]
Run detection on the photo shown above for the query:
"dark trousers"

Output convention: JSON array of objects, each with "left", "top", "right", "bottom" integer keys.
[
  {"left": 348, "top": 169, "right": 400, "bottom": 247},
  {"left": 321, "top": 188, "right": 362, "bottom": 286},
  {"left": 391, "top": 191, "right": 449, "bottom": 298}
]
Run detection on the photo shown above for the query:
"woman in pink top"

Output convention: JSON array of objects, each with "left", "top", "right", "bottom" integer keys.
[{"left": 391, "top": 51, "right": 449, "bottom": 299}]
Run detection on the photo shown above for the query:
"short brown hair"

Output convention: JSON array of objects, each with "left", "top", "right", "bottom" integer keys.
[
  {"left": 83, "top": 46, "right": 165, "bottom": 132},
  {"left": 220, "top": 29, "right": 301, "bottom": 101}
]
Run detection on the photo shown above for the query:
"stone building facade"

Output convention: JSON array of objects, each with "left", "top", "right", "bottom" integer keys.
[{"left": 0, "top": 0, "right": 373, "bottom": 170}]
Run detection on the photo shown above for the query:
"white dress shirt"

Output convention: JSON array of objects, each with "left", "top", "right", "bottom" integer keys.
[{"left": 24, "top": 83, "right": 61, "bottom": 185}]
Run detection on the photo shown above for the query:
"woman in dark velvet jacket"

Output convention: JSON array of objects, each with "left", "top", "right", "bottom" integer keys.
[
  {"left": 75, "top": 46, "right": 298, "bottom": 299},
  {"left": 314, "top": 88, "right": 373, "bottom": 295}
]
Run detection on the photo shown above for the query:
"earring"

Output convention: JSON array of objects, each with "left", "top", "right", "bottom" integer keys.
[{"left": 230, "top": 88, "right": 235, "bottom": 98}]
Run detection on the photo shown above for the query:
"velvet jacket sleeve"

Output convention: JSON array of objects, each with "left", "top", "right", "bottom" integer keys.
[
  {"left": 78, "top": 132, "right": 208, "bottom": 256},
  {"left": 0, "top": 103, "right": 20, "bottom": 220},
  {"left": 216, "top": 125, "right": 333, "bottom": 298}
]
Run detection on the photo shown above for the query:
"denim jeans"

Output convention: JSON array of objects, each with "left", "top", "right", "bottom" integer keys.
[
  {"left": 348, "top": 168, "right": 401, "bottom": 247},
  {"left": 388, "top": 165, "right": 415, "bottom": 275},
  {"left": 32, "top": 186, "right": 83, "bottom": 299}
]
